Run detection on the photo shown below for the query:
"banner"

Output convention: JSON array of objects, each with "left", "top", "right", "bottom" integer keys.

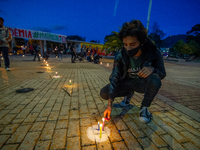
[{"left": 8, "top": 27, "right": 66, "bottom": 43}]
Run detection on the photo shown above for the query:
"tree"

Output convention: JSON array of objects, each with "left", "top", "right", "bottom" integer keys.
[
  {"left": 172, "top": 40, "right": 200, "bottom": 57},
  {"left": 188, "top": 40, "right": 200, "bottom": 57},
  {"left": 66, "top": 35, "right": 86, "bottom": 41},
  {"left": 187, "top": 24, "right": 200, "bottom": 46},
  {"left": 103, "top": 31, "right": 123, "bottom": 54},
  {"left": 90, "top": 40, "right": 100, "bottom": 43},
  {"left": 148, "top": 22, "right": 166, "bottom": 48},
  {"left": 172, "top": 40, "right": 184, "bottom": 55}
]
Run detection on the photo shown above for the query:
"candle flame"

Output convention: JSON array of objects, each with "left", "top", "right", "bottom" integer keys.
[
  {"left": 102, "top": 118, "right": 105, "bottom": 121},
  {"left": 100, "top": 124, "right": 102, "bottom": 127}
]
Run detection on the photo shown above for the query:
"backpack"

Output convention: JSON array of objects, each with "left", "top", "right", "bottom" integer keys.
[{"left": 36, "top": 45, "right": 40, "bottom": 51}]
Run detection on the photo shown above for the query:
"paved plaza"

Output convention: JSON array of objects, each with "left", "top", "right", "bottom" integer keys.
[{"left": 0, "top": 55, "right": 200, "bottom": 150}]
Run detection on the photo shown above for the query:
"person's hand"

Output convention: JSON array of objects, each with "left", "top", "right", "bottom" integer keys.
[
  {"left": 138, "top": 67, "right": 154, "bottom": 78},
  {"left": 104, "top": 105, "right": 112, "bottom": 121}
]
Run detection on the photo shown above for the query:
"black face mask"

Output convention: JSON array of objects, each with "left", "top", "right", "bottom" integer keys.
[{"left": 125, "top": 45, "right": 141, "bottom": 57}]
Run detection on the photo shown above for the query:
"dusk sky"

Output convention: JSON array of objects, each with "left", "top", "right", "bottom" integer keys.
[{"left": 1, "top": 0, "right": 200, "bottom": 43}]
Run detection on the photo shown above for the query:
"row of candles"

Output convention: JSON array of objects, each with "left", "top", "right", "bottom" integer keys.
[
  {"left": 100, "top": 62, "right": 110, "bottom": 66},
  {"left": 98, "top": 118, "right": 106, "bottom": 138},
  {"left": 44, "top": 60, "right": 52, "bottom": 71},
  {"left": 43, "top": 60, "right": 72, "bottom": 85}
]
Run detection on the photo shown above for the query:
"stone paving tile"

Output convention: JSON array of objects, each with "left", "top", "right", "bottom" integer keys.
[
  {"left": 182, "top": 142, "right": 199, "bottom": 150},
  {"left": 39, "top": 121, "right": 56, "bottom": 140},
  {"left": 180, "top": 131, "right": 200, "bottom": 149},
  {"left": 160, "top": 134, "right": 185, "bottom": 150},
  {"left": 66, "top": 136, "right": 81, "bottom": 150},
  {"left": 35, "top": 140, "right": 51, "bottom": 150},
  {"left": 82, "top": 145, "right": 97, "bottom": 150},
  {"left": 67, "top": 119, "right": 80, "bottom": 137},
  {"left": 18, "top": 131, "right": 40, "bottom": 150},
  {"left": 0, "top": 124, "right": 19, "bottom": 134},
  {"left": 50, "top": 129, "right": 67, "bottom": 149},
  {"left": 30, "top": 122, "right": 46, "bottom": 132},
  {"left": 120, "top": 130, "right": 142, "bottom": 150},
  {"left": 0, "top": 135, "right": 11, "bottom": 148},
  {"left": 1, "top": 144, "right": 19, "bottom": 150},
  {"left": 6, "top": 125, "right": 31, "bottom": 144},
  {"left": 0, "top": 56, "right": 200, "bottom": 149},
  {"left": 112, "top": 141, "right": 128, "bottom": 150}
]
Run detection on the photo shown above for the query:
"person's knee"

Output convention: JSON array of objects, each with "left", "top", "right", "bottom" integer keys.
[
  {"left": 146, "top": 73, "right": 161, "bottom": 89},
  {"left": 100, "top": 88, "right": 109, "bottom": 100}
]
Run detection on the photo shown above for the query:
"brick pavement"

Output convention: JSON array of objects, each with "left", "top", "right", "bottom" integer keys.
[{"left": 0, "top": 55, "right": 200, "bottom": 150}]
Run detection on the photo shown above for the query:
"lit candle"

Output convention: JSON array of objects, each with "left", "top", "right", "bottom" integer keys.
[
  {"left": 69, "top": 80, "right": 71, "bottom": 85},
  {"left": 100, "top": 124, "right": 102, "bottom": 138},
  {"left": 102, "top": 118, "right": 105, "bottom": 131},
  {"left": 98, "top": 121, "right": 100, "bottom": 131},
  {"left": 47, "top": 64, "right": 49, "bottom": 66},
  {"left": 43, "top": 60, "right": 45, "bottom": 62},
  {"left": 46, "top": 61, "right": 47, "bottom": 64},
  {"left": 100, "top": 62, "right": 102, "bottom": 64},
  {"left": 107, "top": 63, "right": 109, "bottom": 66},
  {"left": 56, "top": 72, "right": 57, "bottom": 76},
  {"left": 48, "top": 68, "right": 51, "bottom": 71}
]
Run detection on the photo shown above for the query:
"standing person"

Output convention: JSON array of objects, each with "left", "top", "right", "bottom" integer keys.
[
  {"left": 101, "top": 20, "right": 166, "bottom": 124},
  {"left": 30, "top": 44, "right": 34, "bottom": 55},
  {"left": 70, "top": 42, "right": 76, "bottom": 63},
  {"left": 58, "top": 43, "right": 64, "bottom": 61},
  {"left": 55, "top": 46, "right": 58, "bottom": 57},
  {"left": 0, "top": 17, "right": 12, "bottom": 71},
  {"left": 33, "top": 42, "right": 40, "bottom": 61},
  {"left": 22, "top": 45, "right": 26, "bottom": 54}
]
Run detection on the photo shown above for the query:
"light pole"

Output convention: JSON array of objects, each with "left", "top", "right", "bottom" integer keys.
[{"left": 146, "top": 0, "right": 153, "bottom": 33}]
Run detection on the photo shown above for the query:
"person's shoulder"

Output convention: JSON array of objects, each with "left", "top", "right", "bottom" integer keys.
[{"left": 0, "top": 26, "right": 8, "bottom": 31}]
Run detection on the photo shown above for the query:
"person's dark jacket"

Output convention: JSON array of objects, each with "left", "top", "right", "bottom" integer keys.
[
  {"left": 108, "top": 38, "right": 166, "bottom": 100},
  {"left": 58, "top": 44, "right": 64, "bottom": 54}
]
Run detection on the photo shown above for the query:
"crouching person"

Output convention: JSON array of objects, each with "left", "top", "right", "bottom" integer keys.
[{"left": 100, "top": 20, "right": 166, "bottom": 123}]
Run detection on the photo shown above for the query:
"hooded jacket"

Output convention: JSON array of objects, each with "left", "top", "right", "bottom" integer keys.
[
  {"left": 108, "top": 38, "right": 166, "bottom": 100},
  {"left": 0, "top": 26, "right": 12, "bottom": 47}
]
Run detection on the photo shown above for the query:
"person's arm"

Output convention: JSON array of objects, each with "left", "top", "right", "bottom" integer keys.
[
  {"left": 73, "top": 47, "right": 76, "bottom": 54},
  {"left": 138, "top": 49, "right": 166, "bottom": 79},
  {"left": 104, "top": 52, "right": 123, "bottom": 120},
  {"left": 1, "top": 29, "right": 12, "bottom": 44},
  {"left": 152, "top": 49, "right": 166, "bottom": 79}
]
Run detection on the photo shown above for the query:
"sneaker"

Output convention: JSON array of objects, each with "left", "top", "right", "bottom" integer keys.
[
  {"left": 120, "top": 93, "right": 134, "bottom": 107},
  {"left": 139, "top": 107, "right": 151, "bottom": 123},
  {"left": 5, "top": 67, "right": 10, "bottom": 71}
]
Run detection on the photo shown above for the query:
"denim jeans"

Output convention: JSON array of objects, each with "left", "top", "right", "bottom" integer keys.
[
  {"left": 71, "top": 52, "right": 76, "bottom": 62},
  {"left": 59, "top": 53, "right": 63, "bottom": 60},
  {"left": 100, "top": 73, "right": 161, "bottom": 107},
  {"left": 33, "top": 51, "right": 40, "bottom": 60},
  {"left": 0, "top": 47, "right": 10, "bottom": 68}
]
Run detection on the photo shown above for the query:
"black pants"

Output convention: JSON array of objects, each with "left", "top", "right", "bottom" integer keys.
[
  {"left": 0, "top": 47, "right": 10, "bottom": 68},
  {"left": 71, "top": 52, "right": 76, "bottom": 62},
  {"left": 100, "top": 73, "right": 161, "bottom": 107},
  {"left": 33, "top": 51, "right": 40, "bottom": 60}
]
